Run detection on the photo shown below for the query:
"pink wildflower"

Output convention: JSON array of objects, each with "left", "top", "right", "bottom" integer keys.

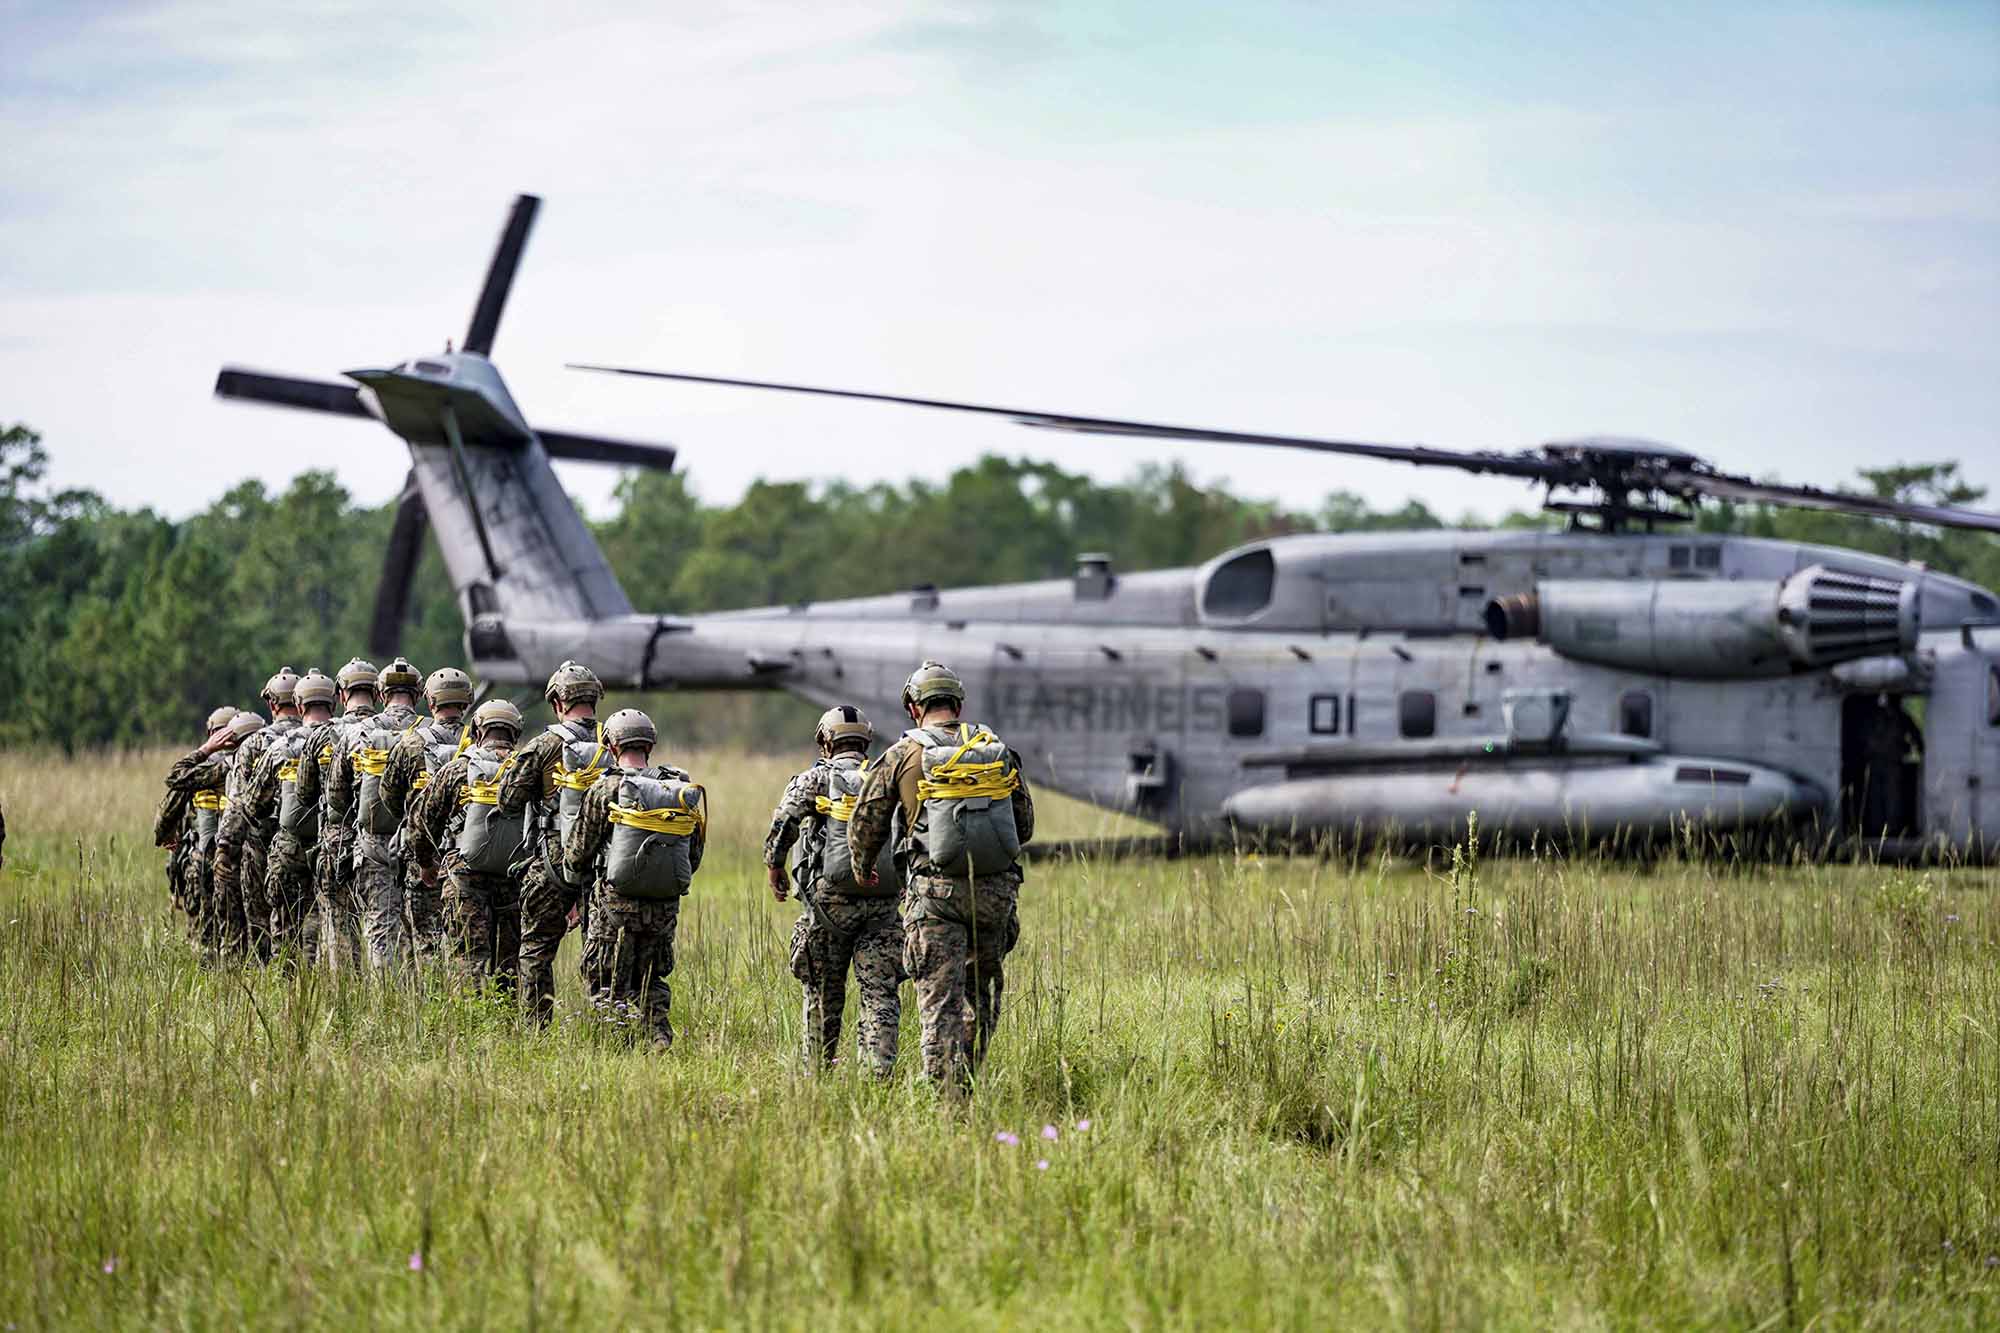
[
  {"left": 101, "top": 1257, "right": 119, "bottom": 1275},
  {"left": 1035, "top": 1159, "right": 1050, "bottom": 1171},
  {"left": 994, "top": 1130, "right": 1020, "bottom": 1147},
  {"left": 408, "top": 1250, "right": 424, "bottom": 1272},
  {"left": 1041, "top": 1124, "right": 1059, "bottom": 1142},
  {"left": 1075, "top": 1119, "right": 1092, "bottom": 1132}
]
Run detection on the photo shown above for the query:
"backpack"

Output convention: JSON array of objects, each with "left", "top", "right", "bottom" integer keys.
[
  {"left": 353, "top": 710, "right": 421, "bottom": 836},
  {"left": 548, "top": 720, "right": 609, "bottom": 880},
  {"left": 455, "top": 747, "right": 526, "bottom": 873},
  {"left": 603, "top": 772, "right": 704, "bottom": 900},
  {"left": 411, "top": 718, "right": 467, "bottom": 795},
  {"left": 273, "top": 727, "right": 324, "bottom": 841},
  {"left": 814, "top": 756, "right": 899, "bottom": 895},
  {"left": 192, "top": 787, "right": 227, "bottom": 853},
  {"left": 910, "top": 723, "right": 1022, "bottom": 877}
]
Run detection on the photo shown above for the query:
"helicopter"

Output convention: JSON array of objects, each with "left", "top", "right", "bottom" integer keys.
[{"left": 216, "top": 194, "right": 2000, "bottom": 858}]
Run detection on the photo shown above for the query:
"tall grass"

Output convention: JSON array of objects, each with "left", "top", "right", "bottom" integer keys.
[{"left": 0, "top": 747, "right": 1995, "bottom": 1328}]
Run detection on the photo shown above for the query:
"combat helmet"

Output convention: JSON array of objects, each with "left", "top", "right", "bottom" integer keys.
[
  {"left": 543, "top": 659, "right": 604, "bottom": 710},
  {"left": 336, "top": 657, "right": 380, "bottom": 697},
  {"left": 424, "top": 666, "right": 474, "bottom": 711},
  {"left": 900, "top": 660, "right": 966, "bottom": 712},
  {"left": 261, "top": 666, "right": 301, "bottom": 709},
  {"left": 377, "top": 657, "right": 423, "bottom": 698},
  {"left": 295, "top": 668, "right": 339, "bottom": 712},
  {"left": 205, "top": 704, "right": 240, "bottom": 735},
  {"left": 470, "top": 698, "right": 524, "bottom": 744},
  {"left": 602, "top": 708, "right": 657, "bottom": 755},
  {"left": 227, "top": 712, "right": 266, "bottom": 743},
  {"left": 816, "top": 704, "right": 873, "bottom": 751}
]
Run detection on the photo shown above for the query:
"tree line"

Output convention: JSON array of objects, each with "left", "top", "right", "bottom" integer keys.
[{"left": 2, "top": 421, "right": 1993, "bottom": 751}]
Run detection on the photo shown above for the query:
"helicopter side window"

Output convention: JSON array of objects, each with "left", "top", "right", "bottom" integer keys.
[
  {"left": 1309, "top": 694, "right": 1341, "bottom": 734},
  {"left": 1398, "top": 690, "right": 1436, "bottom": 739},
  {"left": 1988, "top": 665, "right": 2000, "bottom": 726},
  {"left": 1227, "top": 689, "right": 1266, "bottom": 738},
  {"left": 1619, "top": 689, "right": 1654, "bottom": 739},
  {"left": 1202, "top": 548, "right": 1276, "bottom": 619}
]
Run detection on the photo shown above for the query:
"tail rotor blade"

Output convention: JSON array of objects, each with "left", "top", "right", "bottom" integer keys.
[
  {"left": 537, "top": 428, "right": 677, "bottom": 471},
  {"left": 369, "top": 472, "right": 430, "bottom": 657},
  {"left": 463, "top": 194, "right": 540, "bottom": 356},
  {"left": 215, "top": 368, "right": 369, "bottom": 418}
]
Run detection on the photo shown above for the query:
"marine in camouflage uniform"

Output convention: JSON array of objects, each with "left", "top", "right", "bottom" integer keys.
[
  {"left": 251, "top": 668, "right": 341, "bottom": 962},
  {"left": 502, "top": 660, "right": 607, "bottom": 1025},
  {"left": 152, "top": 706, "right": 249, "bottom": 954},
  {"left": 376, "top": 666, "right": 474, "bottom": 967},
  {"left": 295, "top": 657, "right": 379, "bottom": 973},
  {"left": 764, "top": 705, "right": 903, "bottom": 1077},
  {"left": 330, "top": 658, "right": 426, "bottom": 970},
  {"left": 565, "top": 709, "right": 703, "bottom": 1048},
  {"left": 849, "top": 661, "right": 1034, "bottom": 1096},
  {"left": 407, "top": 699, "right": 527, "bottom": 995},
  {"left": 211, "top": 667, "right": 303, "bottom": 961}
]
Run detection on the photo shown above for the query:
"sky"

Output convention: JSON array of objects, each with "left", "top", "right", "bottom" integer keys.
[{"left": 3, "top": 0, "right": 1997, "bottom": 528}]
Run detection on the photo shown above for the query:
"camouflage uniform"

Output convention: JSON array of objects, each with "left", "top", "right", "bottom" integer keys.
[
  {"left": 256, "top": 729, "right": 331, "bottom": 962},
  {"left": 407, "top": 749, "right": 521, "bottom": 994},
  {"left": 502, "top": 717, "right": 607, "bottom": 1024},
  {"left": 565, "top": 762, "right": 703, "bottom": 1046},
  {"left": 213, "top": 716, "right": 301, "bottom": 960},
  {"left": 331, "top": 701, "right": 422, "bottom": 969},
  {"left": 765, "top": 758, "right": 903, "bottom": 1076},
  {"left": 295, "top": 705, "right": 376, "bottom": 972},
  {"left": 378, "top": 713, "right": 465, "bottom": 965},
  {"left": 849, "top": 722, "right": 1034, "bottom": 1094},
  {"left": 154, "top": 746, "right": 234, "bottom": 951}
]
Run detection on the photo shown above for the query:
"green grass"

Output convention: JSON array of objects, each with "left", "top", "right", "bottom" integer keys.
[{"left": 1, "top": 746, "right": 1997, "bottom": 1328}]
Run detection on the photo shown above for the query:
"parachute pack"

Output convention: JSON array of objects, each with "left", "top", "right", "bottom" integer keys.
[
  {"left": 910, "top": 723, "right": 1022, "bottom": 876},
  {"left": 353, "top": 716, "right": 421, "bottom": 836},
  {"left": 604, "top": 772, "right": 704, "bottom": 900},
  {"left": 455, "top": 747, "right": 525, "bottom": 874},
  {"left": 813, "top": 755, "right": 898, "bottom": 896},
  {"left": 273, "top": 728, "right": 328, "bottom": 841},
  {"left": 548, "top": 720, "right": 608, "bottom": 882}
]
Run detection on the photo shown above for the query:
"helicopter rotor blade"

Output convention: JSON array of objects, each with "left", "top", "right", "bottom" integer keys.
[
  {"left": 214, "top": 368, "right": 370, "bottom": 418},
  {"left": 369, "top": 472, "right": 430, "bottom": 658},
  {"left": 565, "top": 364, "right": 1568, "bottom": 484},
  {"left": 463, "top": 195, "right": 540, "bottom": 357},
  {"left": 1663, "top": 467, "right": 2000, "bottom": 536}
]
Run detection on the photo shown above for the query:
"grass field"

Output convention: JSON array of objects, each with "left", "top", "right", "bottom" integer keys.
[{"left": 1, "top": 746, "right": 1997, "bottom": 1329}]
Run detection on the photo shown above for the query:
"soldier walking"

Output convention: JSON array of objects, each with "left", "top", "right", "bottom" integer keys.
[
  {"left": 246, "top": 668, "right": 340, "bottom": 962},
  {"left": 211, "top": 667, "right": 302, "bottom": 961},
  {"left": 295, "top": 657, "right": 379, "bottom": 972},
  {"left": 763, "top": 706, "right": 904, "bottom": 1077},
  {"left": 335, "top": 658, "right": 425, "bottom": 969},
  {"left": 377, "top": 667, "right": 474, "bottom": 966},
  {"left": 503, "top": 661, "right": 608, "bottom": 1026},
  {"left": 564, "top": 709, "right": 704, "bottom": 1048},
  {"left": 849, "top": 661, "right": 1034, "bottom": 1097},
  {"left": 407, "top": 699, "right": 529, "bottom": 995},
  {"left": 152, "top": 706, "right": 245, "bottom": 955}
]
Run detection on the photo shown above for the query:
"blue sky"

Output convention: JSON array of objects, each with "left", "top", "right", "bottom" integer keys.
[{"left": 3, "top": 0, "right": 1995, "bottom": 525}]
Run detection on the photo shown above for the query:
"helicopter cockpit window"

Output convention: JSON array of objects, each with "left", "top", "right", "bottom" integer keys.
[
  {"left": 1202, "top": 547, "right": 1276, "bottom": 619},
  {"left": 1619, "top": 689, "right": 1653, "bottom": 739},
  {"left": 1227, "top": 689, "right": 1266, "bottom": 738},
  {"left": 1398, "top": 690, "right": 1436, "bottom": 739}
]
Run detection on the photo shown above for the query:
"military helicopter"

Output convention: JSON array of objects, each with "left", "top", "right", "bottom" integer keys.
[{"left": 216, "top": 194, "right": 2000, "bottom": 858}]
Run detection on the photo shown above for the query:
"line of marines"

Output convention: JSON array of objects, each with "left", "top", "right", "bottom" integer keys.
[{"left": 154, "top": 657, "right": 1033, "bottom": 1092}]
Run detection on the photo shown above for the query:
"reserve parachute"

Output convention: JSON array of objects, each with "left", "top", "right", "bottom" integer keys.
[
  {"left": 910, "top": 723, "right": 1022, "bottom": 876},
  {"left": 604, "top": 772, "right": 703, "bottom": 899},
  {"left": 456, "top": 747, "right": 526, "bottom": 873}
]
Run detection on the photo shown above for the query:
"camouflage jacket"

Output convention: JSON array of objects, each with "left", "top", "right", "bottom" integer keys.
[
  {"left": 378, "top": 714, "right": 464, "bottom": 836},
  {"left": 849, "top": 722, "right": 1035, "bottom": 881},
  {"left": 405, "top": 750, "right": 479, "bottom": 874},
  {"left": 153, "top": 746, "right": 232, "bottom": 849},
  {"left": 564, "top": 763, "right": 704, "bottom": 886},
  {"left": 217, "top": 716, "right": 303, "bottom": 850},
  {"left": 763, "top": 759, "right": 833, "bottom": 870}
]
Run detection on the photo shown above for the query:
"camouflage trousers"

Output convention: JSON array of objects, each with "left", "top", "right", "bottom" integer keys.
[
  {"left": 316, "top": 832, "right": 364, "bottom": 975},
  {"left": 903, "top": 871, "right": 1021, "bottom": 1096},
  {"left": 446, "top": 862, "right": 521, "bottom": 995},
  {"left": 788, "top": 893, "right": 903, "bottom": 1077},
  {"left": 404, "top": 862, "right": 448, "bottom": 967},
  {"left": 266, "top": 831, "right": 319, "bottom": 963},
  {"left": 352, "top": 833, "right": 406, "bottom": 970},
  {"left": 518, "top": 852, "right": 589, "bottom": 1025},
  {"left": 581, "top": 889, "right": 681, "bottom": 1047},
  {"left": 165, "top": 838, "right": 203, "bottom": 949},
  {"left": 211, "top": 830, "right": 270, "bottom": 961}
]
